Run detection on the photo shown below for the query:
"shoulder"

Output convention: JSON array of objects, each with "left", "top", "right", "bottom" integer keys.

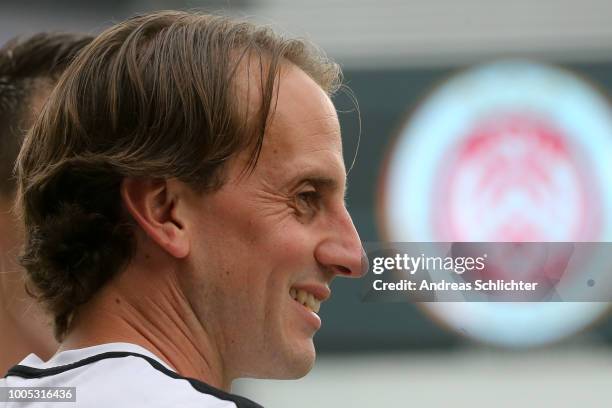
[{"left": 3, "top": 350, "right": 262, "bottom": 408}]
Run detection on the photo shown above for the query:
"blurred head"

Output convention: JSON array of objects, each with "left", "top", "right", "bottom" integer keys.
[
  {"left": 0, "top": 33, "right": 93, "bottom": 200},
  {"left": 17, "top": 11, "right": 364, "bottom": 379},
  {"left": 0, "top": 32, "right": 93, "bottom": 366}
]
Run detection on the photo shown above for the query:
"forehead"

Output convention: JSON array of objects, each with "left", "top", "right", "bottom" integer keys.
[
  {"left": 256, "top": 63, "right": 344, "bottom": 178},
  {"left": 227, "top": 58, "right": 345, "bottom": 188}
]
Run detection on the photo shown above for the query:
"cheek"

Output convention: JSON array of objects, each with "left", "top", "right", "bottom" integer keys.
[
  {"left": 187, "top": 200, "right": 316, "bottom": 308},
  {"left": 240, "top": 236, "right": 308, "bottom": 311},
  {"left": 257, "top": 236, "right": 317, "bottom": 314}
]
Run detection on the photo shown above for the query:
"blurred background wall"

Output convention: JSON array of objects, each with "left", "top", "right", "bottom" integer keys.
[{"left": 3, "top": 1, "right": 612, "bottom": 406}]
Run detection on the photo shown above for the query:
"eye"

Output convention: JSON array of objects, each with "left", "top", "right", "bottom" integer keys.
[{"left": 294, "top": 189, "right": 321, "bottom": 215}]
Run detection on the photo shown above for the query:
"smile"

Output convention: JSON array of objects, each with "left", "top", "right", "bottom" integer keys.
[{"left": 290, "top": 288, "right": 321, "bottom": 313}]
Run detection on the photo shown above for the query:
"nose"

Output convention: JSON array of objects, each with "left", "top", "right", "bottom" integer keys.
[{"left": 314, "top": 207, "right": 368, "bottom": 278}]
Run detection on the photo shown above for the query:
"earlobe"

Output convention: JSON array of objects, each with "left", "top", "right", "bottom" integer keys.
[{"left": 120, "top": 177, "right": 190, "bottom": 259}]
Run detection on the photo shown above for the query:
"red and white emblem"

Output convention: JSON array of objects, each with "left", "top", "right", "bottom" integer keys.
[{"left": 434, "top": 113, "right": 600, "bottom": 243}]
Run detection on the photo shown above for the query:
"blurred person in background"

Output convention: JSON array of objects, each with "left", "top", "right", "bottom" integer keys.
[
  {"left": 3, "top": 11, "right": 365, "bottom": 407},
  {"left": 0, "top": 32, "right": 93, "bottom": 374}
]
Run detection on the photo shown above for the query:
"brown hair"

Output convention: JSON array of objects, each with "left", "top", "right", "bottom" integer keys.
[
  {"left": 16, "top": 11, "right": 342, "bottom": 341},
  {"left": 0, "top": 32, "right": 93, "bottom": 197}
]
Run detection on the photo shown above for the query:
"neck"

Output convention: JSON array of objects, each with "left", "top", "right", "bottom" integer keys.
[{"left": 60, "top": 247, "right": 231, "bottom": 390}]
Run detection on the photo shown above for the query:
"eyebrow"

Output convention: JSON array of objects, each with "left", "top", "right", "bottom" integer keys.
[
  {"left": 299, "top": 174, "right": 348, "bottom": 200},
  {"left": 307, "top": 176, "right": 340, "bottom": 189},
  {"left": 283, "top": 163, "right": 347, "bottom": 193}
]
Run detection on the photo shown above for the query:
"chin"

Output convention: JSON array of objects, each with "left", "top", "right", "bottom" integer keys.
[
  {"left": 284, "top": 353, "right": 315, "bottom": 379},
  {"left": 256, "top": 341, "right": 316, "bottom": 380},
  {"left": 286, "top": 339, "right": 317, "bottom": 379}
]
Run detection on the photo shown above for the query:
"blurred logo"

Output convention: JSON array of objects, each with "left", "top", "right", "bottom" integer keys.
[{"left": 379, "top": 60, "right": 612, "bottom": 346}]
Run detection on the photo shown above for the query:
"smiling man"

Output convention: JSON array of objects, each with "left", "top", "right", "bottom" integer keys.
[{"left": 2, "top": 11, "right": 365, "bottom": 407}]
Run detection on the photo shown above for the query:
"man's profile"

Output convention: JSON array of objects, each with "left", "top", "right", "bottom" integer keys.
[
  {"left": 0, "top": 32, "right": 93, "bottom": 374},
  {"left": 3, "top": 11, "right": 365, "bottom": 407}
]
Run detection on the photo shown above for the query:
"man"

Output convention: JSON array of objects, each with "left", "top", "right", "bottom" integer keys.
[
  {"left": 3, "top": 11, "right": 365, "bottom": 407},
  {"left": 0, "top": 32, "right": 93, "bottom": 374}
]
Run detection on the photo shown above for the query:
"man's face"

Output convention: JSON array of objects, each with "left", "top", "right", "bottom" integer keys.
[{"left": 178, "top": 63, "right": 363, "bottom": 380}]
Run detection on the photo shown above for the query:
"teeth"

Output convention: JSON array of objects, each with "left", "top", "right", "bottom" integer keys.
[
  {"left": 311, "top": 298, "right": 320, "bottom": 313},
  {"left": 297, "top": 290, "right": 307, "bottom": 304},
  {"left": 290, "top": 288, "right": 322, "bottom": 314}
]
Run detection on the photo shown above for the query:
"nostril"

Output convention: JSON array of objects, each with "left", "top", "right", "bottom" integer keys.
[{"left": 336, "top": 265, "right": 351, "bottom": 275}]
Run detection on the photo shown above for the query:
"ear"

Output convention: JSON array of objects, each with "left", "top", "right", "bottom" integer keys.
[{"left": 120, "top": 177, "right": 190, "bottom": 259}]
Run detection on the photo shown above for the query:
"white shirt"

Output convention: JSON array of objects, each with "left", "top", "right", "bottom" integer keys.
[{"left": 1, "top": 342, "right": 262, "bottom": 407}]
